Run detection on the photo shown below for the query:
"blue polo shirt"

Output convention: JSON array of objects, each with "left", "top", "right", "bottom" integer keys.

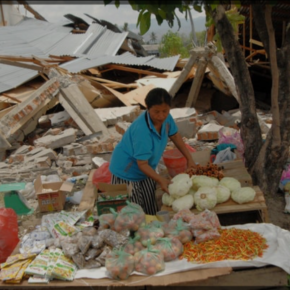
[{"left": 109, "top": 111, "right": 178, "bottom": 181}]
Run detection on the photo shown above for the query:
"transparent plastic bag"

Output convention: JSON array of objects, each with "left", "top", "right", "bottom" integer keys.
[
  {"left": 134, "top": 241, "right": 165, "bottom": 275},
  {"left": 213, "top": 147, "right": 236, "bottom": 164},
  {"left": 135, "top": 224, "right": 164, "bottom": 246},
  {"left": 105, "top": 248, "right": 135, "bottom": 280},
  {"left": 114, "top": 201, "right": 145, "bottom": 232},
  {"left": 195, "top": 228, "right": 221, "bottom": 244},
  {"left": 218, "top": 127, "right": 244, "bottom": 156},
  {"left": 99, "top": 208, "right": 118, "bottom": 230},
  {"left": 172, "top": 209, "right": 195, "bottom": 223},
  {"left": 123, "top": 236, "right": 145, "bottom": 255},
  {"left": 153, "top": 237, "right": 183, "bottom": 262},
  {"left": 164, "top": 218, "right": 192, "bottom": 244}
]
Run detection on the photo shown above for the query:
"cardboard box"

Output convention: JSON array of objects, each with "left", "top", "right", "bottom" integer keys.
[
  {"left": 34, "top": 175, "right": 73, "bottom": 212},
  {"left": 96, "top": 183, "right": 129, "bottom": 215}
]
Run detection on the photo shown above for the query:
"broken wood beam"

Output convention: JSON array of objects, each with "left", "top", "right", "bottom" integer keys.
[
  {"left": 185, "top": 57, "right": 208, "bottom": 108},
  {"left": 17, "top": 0, "right": 47, "bottom": 21},
  {"left": 169, "top": 47, "right": 209, "bottom": 98},
  {"left": 83, "top": 75, "right": 138, "bottom": 89},
  {"left": 2, "top": 93, "right": 22, "bottom": 103},
  {"left": 207, "top": 55, "right": 240, "bottom": 105},
  {"left": 105, "top": 64, "right": 168, "bottom": 78}
]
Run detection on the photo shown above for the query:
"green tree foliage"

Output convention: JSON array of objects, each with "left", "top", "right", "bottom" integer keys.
[
  {"left": 195, "top": 30, "right": 206, "bottom": 46},
  {"left": 159, "top": 30, "right": 190, "bottom": 58}
]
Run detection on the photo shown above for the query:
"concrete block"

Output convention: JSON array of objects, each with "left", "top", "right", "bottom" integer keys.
[
  {"left": 115, "top": 122, "right": 131, "bottom": 135},
  {"left": 33, "top": 128, "right": 77, "bottom": 149},
  {"left": 8, "top": 154, "right": 25, "bottom": 164},
  {"left": 175, "top": 117, "right": 197, "bottom": 138},
  {"left": 14, "top": 145, "right": 34, "bottom": 155},
  {"left": 35, "top": 156, "right": 52, "bottom": 168},
  {"left": 25, "top": 148, "right": 58, "bottom": 163},
  {"left": 197, "top": 122, "right": 224, "bottom": 141}
]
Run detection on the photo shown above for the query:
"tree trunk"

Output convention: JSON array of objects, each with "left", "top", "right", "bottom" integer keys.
[
  {"left": 212, "top": 5, "right": 263, "bottom": 178},
  {"left": 212, "top": 4, "right": 290, "bottom": 196},
  {"left": 250, "top": 6, "right": 290, "bottom": 195}
]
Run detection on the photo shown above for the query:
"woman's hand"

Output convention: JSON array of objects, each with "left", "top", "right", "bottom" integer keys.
[
  {"left": 157, "top": 176, "right": 172, "bottom": 194},
  {"left": 187, "top": 159, "right": 197, "bottom": 170}
]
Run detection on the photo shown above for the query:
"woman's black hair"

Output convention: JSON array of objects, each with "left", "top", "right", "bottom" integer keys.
[{"left": 145, "top": 88, "right": 172, "bottom": 109}]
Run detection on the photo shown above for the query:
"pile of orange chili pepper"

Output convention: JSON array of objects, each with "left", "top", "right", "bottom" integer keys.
[{"left": 180, "top": 228, "right": 269, "bottom": 263}]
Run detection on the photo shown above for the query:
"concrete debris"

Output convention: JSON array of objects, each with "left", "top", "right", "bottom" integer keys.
[
  {"left": 33, "top": 128, "right": 77, "bottom": 149},
  {"left": 197, "top": 121, "right": 225, "bottom": 141}
]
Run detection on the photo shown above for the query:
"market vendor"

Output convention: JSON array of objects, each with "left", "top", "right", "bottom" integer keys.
[{"left": 109, "top": 87, "right": 197, "bottom": 215}]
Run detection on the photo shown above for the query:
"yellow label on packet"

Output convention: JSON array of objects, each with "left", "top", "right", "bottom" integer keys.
[
  {"left": 0, "top": 259, "right": 30, "bottom": 282},
  {"left": 1, "top": 253, "right": 36, "bottom": 269},
  {"left": 4, "top": 259, "right": 32, "bottom": 284}
]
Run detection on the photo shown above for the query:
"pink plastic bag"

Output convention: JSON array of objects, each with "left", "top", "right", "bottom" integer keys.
[
  {"left": 218, "top": 127, "right": 244, "bottom": 156},
  {"left": 0, "top": 208, "right": 20, "bottom": 263},
  {"left": 92, "top": 162, "right": 112, "bottom": 189}
]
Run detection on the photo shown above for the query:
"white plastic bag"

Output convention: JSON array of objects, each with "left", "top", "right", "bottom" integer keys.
[
  {"left": 284, "top": 192, "right": 290, "bottom": 214},
  {"left": 213, "top": 147, "right": 236, "bottom": 164}
]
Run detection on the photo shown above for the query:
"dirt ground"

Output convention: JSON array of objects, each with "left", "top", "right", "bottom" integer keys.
[{"left": 264, "top": 190, "right": 290, "bottom": 230}]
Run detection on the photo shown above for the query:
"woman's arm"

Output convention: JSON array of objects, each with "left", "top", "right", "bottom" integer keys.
[
  {"left": 137, "top": 160, "right": 171, "bottom": 194},
  {"left": 169, "top": 132, "right": 197, "bottom": 169}
]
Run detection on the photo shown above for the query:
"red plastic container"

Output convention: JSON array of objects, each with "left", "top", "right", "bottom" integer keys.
[{"left": 163, "top": 144, "right": 196, "bottom": 177}]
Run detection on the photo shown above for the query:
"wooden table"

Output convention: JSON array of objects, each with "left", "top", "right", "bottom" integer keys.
[{"left": 162, "top": 185, "right": 269, "bottom": 223}]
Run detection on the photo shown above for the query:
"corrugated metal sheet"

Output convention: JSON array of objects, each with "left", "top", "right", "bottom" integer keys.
[
  {"left": 0, "top": 15, "right": 180, "bottom": 94},
  {"left": 61, "top": 52, "right": 179, "bottom": 73},
  {"left": 0, "top": 17, "right": 73, "bottom": 92},
  {"left": 86, "top": 28, "right": 128, "bottom": 57},
  {"left": 0, "top": 64, "right": 38, "bottom": 91}
]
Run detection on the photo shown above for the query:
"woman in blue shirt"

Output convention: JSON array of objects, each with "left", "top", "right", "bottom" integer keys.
[{"left": 109, "top": 88, "right": 197, "bottom": 215}]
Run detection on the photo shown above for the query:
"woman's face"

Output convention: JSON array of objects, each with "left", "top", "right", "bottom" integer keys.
[{"left": 148, "top": 103, "right": 170, "bottom": 126}]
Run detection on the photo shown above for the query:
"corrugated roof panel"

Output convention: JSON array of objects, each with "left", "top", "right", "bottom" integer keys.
[
  {"left": 47, "top": 23, "right": 107, "bottom": 56},
  {"left": 61, "top": 52, "right": 179, "bottom": 73},
  {"left": 107, "top": 52, "right": 156, "bottom": 65},
  {"left": 60, "top": 55, "right": 113, "bottom": 73},
  {"left": 145, "top": 55, "right": 180, "bottom": 71},
  {"left": 86, "top": 29, "right": 128, "bottom": 57},
  {"left": 0, "top": 64, "right": 38, "bottom": 91}
]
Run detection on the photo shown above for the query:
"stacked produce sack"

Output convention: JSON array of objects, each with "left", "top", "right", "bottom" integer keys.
[{"left": 162, "top": 166, "right": 257, "bottom": 212}]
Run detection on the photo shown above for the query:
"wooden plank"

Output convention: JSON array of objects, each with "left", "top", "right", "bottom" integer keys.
[
  {"left": 0, "top": 266, "right": 231, "bottom": 288},
  {"left": 185, "top": 57, "right": 208, "bottom": 107},
  {"left": 106, "top": 64, "right": 168, "bottom": 79},
  {"left": 60, "top": 83, "right": 109, "bottom": 136},
  {"left": 78, "top": 169, "right": 97, "bottom": 211},
  {"left": 126, "top": 84, "right": 156, "bottom": 108},
  {"left": 162, "top": 186, "right": 268, "bottom": 220},
  {"left": 59, "top": 95, "right": 92, "bottom": 135},
  {"left": 179, "top": 266, "right": 287, "bottom": 287},
  {"left": 82, "top": 75, "right": 138, "bottom": 89},
  {"left": 169, "top": 47, "right": 209, "bottom": 98},
  {"left": 1, "top": 93, "right": 22, "bottom": 103},
  {"left": 249, "top": 38, "right": 264, "bottom": 47},
  {"left": 103, "top": 85, "right": 136, "bottom": 107}
]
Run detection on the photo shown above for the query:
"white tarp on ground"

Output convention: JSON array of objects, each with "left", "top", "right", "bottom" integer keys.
[{"left": 75, "top": 223, "right": 290, "bottom": 280}]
